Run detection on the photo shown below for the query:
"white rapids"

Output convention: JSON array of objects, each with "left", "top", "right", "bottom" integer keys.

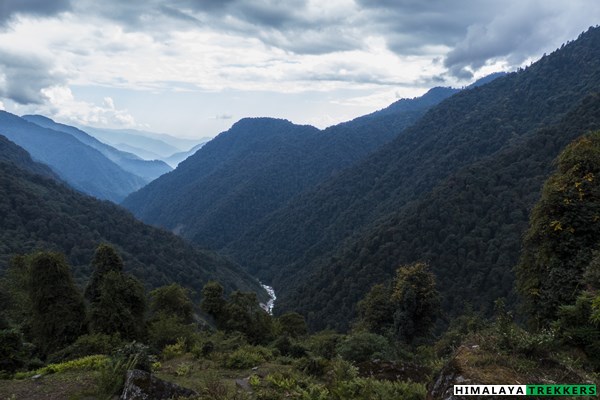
[{"left": 259, "top": 283, "right": 276, "bottom": 315}]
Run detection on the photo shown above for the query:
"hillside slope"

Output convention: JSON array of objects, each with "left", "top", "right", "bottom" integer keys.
[
  {"left": 0, "top": 111, "right": 146, "bottom": 202},
  {"left": 123, "top": 87, "right": 458, "bottom": 249},
  {"left": 0, "top": 137, "right": 263, "bottom": 297},
  {"left": 21, "top": 115, "right": 172, "bottom": 182},
  {"left": 227, "top": 27, "right": 600, "bottom": 329}
]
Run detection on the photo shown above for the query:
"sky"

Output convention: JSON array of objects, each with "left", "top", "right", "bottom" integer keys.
[{"left": 0, "top": 1, "right": 598, "bottom": 139}]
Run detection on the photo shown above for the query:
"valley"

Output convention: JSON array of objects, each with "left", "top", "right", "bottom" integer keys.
[{"left": 1, "top": 21, "right": 600, "bottom": 400}]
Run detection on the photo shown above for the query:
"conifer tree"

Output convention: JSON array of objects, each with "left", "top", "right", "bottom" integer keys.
[
  {"left": 28, "top": 252, "right": 86, "bottom": 356},
  {"left": 86, "top": 244, "right": 146, "bottom": 340},
  {"left": 85, "top": 243, "right": 124, "bottom": 302}
]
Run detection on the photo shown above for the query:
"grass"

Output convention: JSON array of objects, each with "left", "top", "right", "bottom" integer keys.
[{"left": 0, "top": 370, "right": 101, "bottom": 400}]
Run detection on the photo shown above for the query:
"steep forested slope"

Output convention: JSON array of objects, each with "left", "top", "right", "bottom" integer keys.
[
  {"left": 21, "top": 115, "right": 172, "bottom": 182},
  {"left": 123, "top": 87, "right": 457, "bottom": 249},
  {"left": 282, "top": 93, "right": 600, "bottom": 330},
  {"left": 0, "top": 137, "right": 263, "bottom": 297},
  {"left": 227, "top": 27, "right": 600, "bottom": 329},
  {"left": 0, "top": 111, "right": 146, "bottom": 202}
]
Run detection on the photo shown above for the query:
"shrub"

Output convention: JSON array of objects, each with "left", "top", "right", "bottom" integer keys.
[
  {"left": 0, "top": 329, "right": 26, "bottom": 373},
  {"left": 225, "top": 346, "right": 268, "bottom": 369},
  {"left": 48, "top": 333, "right": 122, "bottom": 363},
  {"left": 295, "top": 355, "right": 329, "bottom": 377},
  {"left": 304, "top": 331, "right": 342, "bottom": 359},
  {"left": 335, "top": 332, "right": 391, "bottom": 363}
]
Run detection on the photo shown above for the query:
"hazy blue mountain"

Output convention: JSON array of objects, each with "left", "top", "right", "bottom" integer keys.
[
  {"left": 0, "top": 111, "right": 146, "bottom": 202},
  {"left": 0, "top": 136, "right": 264, "bottom": 298},
  {"left": 225, "top": 27, "right": 600, "bottom": 330},
  {"left": 163, "top": 141, "right": 208, "bottom": 167},
  {"left": 122, "top": 80, "right": 457, "bottom": 250},
  {"left": 22, "top": 115, "right": 172, "bottom": 182},
  {"left": 82, "top": 126, "right": 203, "bottom": 159}
]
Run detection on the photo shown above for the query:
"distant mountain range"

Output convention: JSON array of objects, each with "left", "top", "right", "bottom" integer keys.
[
  {"left": 0, "top": 134, "right": 263, "bottom": 298},
  {"left": 0, "top": 111, "right": 148, "bottom": 202},
  {"left": 22, "top": 115, "right": 172, "bottom": 182},
  {"left": 81, "top": 125, "right": 208, "bottom": 167}
]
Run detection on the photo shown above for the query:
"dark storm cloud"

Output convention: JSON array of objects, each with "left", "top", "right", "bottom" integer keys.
[
  {"left": 0, "top": 50, "right": 65, "bottom": 104},
  {"left": 0, "top": 0, "right": 72, "bottom": 26},
  {"left": 77, "top": 0, "right": 358, "bottom": 54}
]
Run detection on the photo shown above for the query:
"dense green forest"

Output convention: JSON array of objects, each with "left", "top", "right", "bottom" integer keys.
[
  {"left": 225, "top": 26, "right": 600, "bottom": 330},
  {"left": 0, "top": 135, "right": 262, "bottom": 296},
  {"left": 123, "top": 86, "right": 458, "bottom": 250}
]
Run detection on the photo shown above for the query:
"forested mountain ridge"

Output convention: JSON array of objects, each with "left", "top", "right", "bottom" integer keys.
[
  {"left": 0, "top": 111, "right": 146, "bottom": 202},
  {"left": 0, "top": 135, "right": 58, "bottom": 180},
  {"left": 281, "top": 93, "right": 600, "bottom": 330},
  {"left": 21, "top": 115, "right": 172, "bottom": 182},
  {"left": 226, "top": 27, "right": 600, "bottom": 329},
  {"left": 0, "top": 137, "right": 263, "bottom": 298},
  {"left": 123, "top": 86, "right": 458, "bottom": 250}
]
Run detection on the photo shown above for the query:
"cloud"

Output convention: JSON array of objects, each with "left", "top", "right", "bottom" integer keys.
[
  {"left": 0, "top": 49, "right": 66, "bottom": 104},
  {"left": 39, "top": 86, "right": 137, "bottom": 128},
  {"left": 443, "top": 0, "right": 600, "bottom": 78},
  {"left": 0, "top": 0, "right": 71, "bottom": 26}
]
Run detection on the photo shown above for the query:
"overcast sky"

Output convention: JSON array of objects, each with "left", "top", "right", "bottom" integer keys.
[{"left": 0, "top": 0, "right": 598, "bottom": 138}]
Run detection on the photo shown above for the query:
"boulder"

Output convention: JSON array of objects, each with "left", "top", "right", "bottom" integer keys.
[{"left": 120, "top": 369, "right": 197, "bottom": 400}]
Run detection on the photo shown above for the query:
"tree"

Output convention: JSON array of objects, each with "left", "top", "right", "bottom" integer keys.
[
  {"left": 86, "top": 244, "right": 146, "bottom": 340},
  {"left": 517, "top": 132, "right": 600, "bottom": 327},
  {"left": 88, "top": 271, "right": 146, "bottom": 341},
  {"left": 356, "top": 283, "right": 394, "bottom": 334},
  {"left": 200, "top": 281, "right": 226, "bottom": 317},
  {"left": 85, "top": 243, "right": 124, "bottom": 302},
  {"left": 391, "top": 262, "right": 440, "bottom": 343},
  {"left": 222, "top": 291, "right": 273, "bottom": 344},
  {"left": 277, "top": 312, "right": 308, "bottom": 338},
  {"left": 27, "top": 252, "right": 86, "bottom": 356},
  {"left": 149, "top": 283, "right": 194, "bottom": 324}
]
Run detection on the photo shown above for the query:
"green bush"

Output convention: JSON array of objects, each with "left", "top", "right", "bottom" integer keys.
[
  {"left": 295, "top": 355, "right": 328, "bottom": 377},
  {"left": 14, "top": 354, "right": 110, "bottom": 379},
  {"left": 304, "top": 331, "right": 342, "bottom": 359},
  {"left": 336, "top": 332, "right": 391, "bottom": 363},
  {"left": 48, "top": 333, "right": 123, "bottom": 363},
  {"left": 225, "top": 346, "right": 268, "bottom": 369},
  {"left": 0, "top": 329, "right": 26, "bottom": 373}
]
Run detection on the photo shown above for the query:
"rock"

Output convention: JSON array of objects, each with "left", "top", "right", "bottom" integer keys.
[
  {"left": 235, "top": 378, "right": 252, "bottom": 392},
  {"left": 120, "top": 369, "right": 197, "bottom": 400}
]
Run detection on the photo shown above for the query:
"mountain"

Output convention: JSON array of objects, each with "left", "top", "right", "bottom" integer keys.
[
  {"left": 163, "top": 141, "right": 208, "bottom": 167},
  {"left": 123, "top": 85, "right": 457, "bottom": 250},
  {"left": 82, "top": 126, "right": 203, "bottom": 159},
  {"left": 0, "top": 111, "right": 146, "bottom": 202},
  {"left": 0, "top": 135, "right": 264, "bottom": 298},
  {"left": 21, "top": 115, "right": 172, "bottom": 182},
  {"left": 0, "top": 135, "right": 58, "bottom": 180},
  {"left": 225, "top": 27, "right": 600, "bottom": 330}
]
